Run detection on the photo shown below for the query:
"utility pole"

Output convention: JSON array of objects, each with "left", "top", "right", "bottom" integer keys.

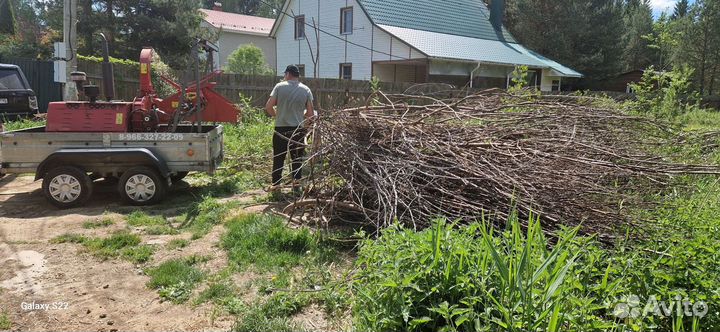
[{"left": 63, "top": 0, "right": 78, "bottom": 101}]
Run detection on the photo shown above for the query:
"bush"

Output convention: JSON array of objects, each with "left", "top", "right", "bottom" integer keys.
[
  {"left": 353, "top": 211, "right": 719, "bottom": 332},
  {"left": 226, "top": 44, "right": 274, "bottom": 76},
  {"left": 628, "top": 66, "right": 700, "bottom": 117}
]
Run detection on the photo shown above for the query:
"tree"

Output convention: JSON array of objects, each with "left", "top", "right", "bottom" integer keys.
[
  {"left": 201, "top": 0, "right": 284, "bottom": 18},
  {"left": 29, "top": 0, "right": 205, "bottom": 68},
  {"left": 674, "top": 0, "right": 720, "bottom": 95},
  {"left": 226, "top": 44, "right": 273, "bottom": 75},
  {"left": 505, "top": 0, "right": 625, "bottom": 81},
  {"left": 622, "top": 0, "right": 655, "bottom": 71},
  {"left": 672, "top": 0, "right": 690, "bottom": 19},
  {"left": 0, "top": 0, "right": 17, "bottom": 35}
]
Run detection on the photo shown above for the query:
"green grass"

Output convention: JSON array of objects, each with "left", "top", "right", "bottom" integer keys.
[
  {"left": 194, "top": 282, "right": 236, "bottom": 305},
  {"left": 51, "top": 232, "right": 154, "bottom": 264},
  {"left": 82, "top": 218, "right": 115, "bottom": 229},
  {"left": 146, "top": 256, "right": 206, "bottom": 303},
  {"left": 127, "top": 211, "right": 167, "bottom": 226},
  {"left": 145, "top": 225, "right": 180, "bottom": 235},
  {"left": 181, "top": 196, "right": 233, "bottom": 240},
  {"left": 166, "top": 238, "right": 190, "bottom": 250},
  {"left": 0, "top": 311, "right": 10, "bottom": 330},
  {"left": 231, "top": 292, "right": 309, "bottom": 332},
  {"left": 221, "top": 214, "right": 335, "bottom": 271}
]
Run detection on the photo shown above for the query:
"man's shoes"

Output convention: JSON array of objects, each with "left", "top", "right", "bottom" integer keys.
[{"left": 266, "top": 184, "right": 281, "bottom": 193}]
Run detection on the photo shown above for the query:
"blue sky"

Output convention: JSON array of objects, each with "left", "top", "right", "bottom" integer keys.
[{"left": 650, "top": 0, "right": 695, "bottom": 17}]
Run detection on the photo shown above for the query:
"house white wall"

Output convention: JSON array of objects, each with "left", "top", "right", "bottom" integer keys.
[
  {"left": 202, "top": 22, "right": 277, "bottom": 71},
  {"left": 540, "top": 69, "right": 561, "bottom": 92},
  {"left": 274, "top": 0, "right": 426, "bottom": 80}
]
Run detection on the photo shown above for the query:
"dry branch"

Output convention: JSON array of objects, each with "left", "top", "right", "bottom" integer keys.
[{"left": 297, "top": 90, "right": 720, "bottom": 237}]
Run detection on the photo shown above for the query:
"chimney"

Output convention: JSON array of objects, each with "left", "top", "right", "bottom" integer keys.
[
  {"left": 490, "top": 0, "right": 504, "bottom": 30},
  {"left": 212, "top": 2, "right": 222, "bottom": 11}
]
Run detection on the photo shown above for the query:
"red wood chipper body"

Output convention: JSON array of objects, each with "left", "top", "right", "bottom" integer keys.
[{"left": 46, "top": 47, "right": 240, "bottom": 133}]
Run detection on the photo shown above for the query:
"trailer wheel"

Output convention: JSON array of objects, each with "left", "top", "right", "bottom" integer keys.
[
  {"left": 42, "top": 166, "right": 93, "bottom": 209},
  {"left": 170, "top": 172, "right": 189, "bottom": 184},
  {"left": 118, "top": 166, "right": 167, "bottom": 205}
]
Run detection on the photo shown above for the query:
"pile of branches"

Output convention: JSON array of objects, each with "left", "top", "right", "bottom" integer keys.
[{"left": 293, "top": 90, "right": 720, "bottom": 237}]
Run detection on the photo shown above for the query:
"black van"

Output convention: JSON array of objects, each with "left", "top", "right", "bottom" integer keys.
[{"left": 0, "top": 64, "right": 39, "bottom": 120}]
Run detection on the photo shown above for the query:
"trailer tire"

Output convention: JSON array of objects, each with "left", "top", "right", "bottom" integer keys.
[
  {"left": 170, "top": 172, "right": 189, "bottom": 184},
  {"left": 118, "top": 166, "right": 167, "bottom": 206},
  {"left": 42, "top": 166, "right": 93, "bottom": 209}
]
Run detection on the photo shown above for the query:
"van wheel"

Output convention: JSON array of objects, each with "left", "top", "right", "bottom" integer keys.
[
  {"left": 118, "top": 166, "right": 167, "bottom": 205},
  {"left": 42, "top": 166, "right": 93, "bottom": 209}
]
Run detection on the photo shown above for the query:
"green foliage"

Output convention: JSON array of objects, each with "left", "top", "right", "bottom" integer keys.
[
  {"left": 77, "top": 54, "right": 178, "bottom": 98},
  {"left": 508, "top": 65, "right": 529, "bottom": 94},
  {"left": 195, "top": 282, "right": 236, "bottom": 305},
  {"left": 51, "top": 231, "right": 154, "bottom": 264},
  {"left": 201, "top": 0, "right": 285, "bottom": 18},
  {"left": 232, "top": 310, "right": 299, "bottom": 332},
  {"left": 146, "top": 256, "right": 206, "bottom": 303},
  {"left": 166, "top": 238, "right": 190, "bottom": 250},
  {"left": 0, "top": 0, "right": 17, "bottom": 35},
  {"left": 353, "top": 216, "right": 583, "bottom": 332},
  {"left": 82, "top": 218, "right": 114, "bottom": 229},
  {"left": 506, "top": 0, "right": 624, "bottom": 80},
  {"left": 181, "top": 196, "right": 231, "bottom": 239},
  {"left": 623, "top": 0, "right": 655, "bottom": 71},
  {"left": 127, "top": 211, "right": 166, "bottom": 226},
  {"left": 628, "top": 66, "right": 699, "bottom": 117},
  {"left": 226, "top": 44, "right": 274, "bottom": 76},
  {"left": 0, "top": 311, "right": 10, "bottom": 330},
  {"left": 0, "top": 118, "right": 45, "bottom": 131},
  {"left": 222, "top": 214, "right": 321, "bottom": 271}
]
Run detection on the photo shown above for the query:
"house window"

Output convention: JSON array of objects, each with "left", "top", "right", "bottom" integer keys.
[
  {"left": 340, "top": 7, "right": 353, "bottom": 34},
  {"left": 551, "top": 79, "right": 561, "bottom": 92},
  {"left": 296, "top": 64, "right": 305, "bottom": 77},
  {"left": 295, "top": 15, "right": 305, "bottom": 39},
  {"left": 340, "top": 63, "right": 352, "bottom": 80}
]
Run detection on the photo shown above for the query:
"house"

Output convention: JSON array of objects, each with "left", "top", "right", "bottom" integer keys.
[
  {"left": 269, "top": 0, "right": 582, "bottom": 91},
  {"left": 200, "top": 4, "right": 277, "bottom": 71}
]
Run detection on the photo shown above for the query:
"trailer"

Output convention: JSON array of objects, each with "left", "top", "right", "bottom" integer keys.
[{"left": 0, "top": 124, "right": 224, "bottom": 208}]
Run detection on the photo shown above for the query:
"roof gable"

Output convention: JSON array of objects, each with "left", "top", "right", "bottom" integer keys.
[
  {"left": 200, "top": 9, "right": 275, "bottom": 36},
  {"left": 358, "top": 0, "right": 516, "bottom": 42}
]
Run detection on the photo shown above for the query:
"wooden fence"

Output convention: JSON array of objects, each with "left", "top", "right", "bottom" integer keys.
[{"left": 77, "top": 60, "right": 426, "bottom": 109}]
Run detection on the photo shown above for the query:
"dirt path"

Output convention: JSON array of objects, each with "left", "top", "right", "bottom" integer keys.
[{"left": 0, "top": 175, "right": 268, "bottom": 331}]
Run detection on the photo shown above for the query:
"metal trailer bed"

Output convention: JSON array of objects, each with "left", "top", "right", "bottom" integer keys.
[{"left": 0, "top": 124, "right": 224, "bottom": 208}]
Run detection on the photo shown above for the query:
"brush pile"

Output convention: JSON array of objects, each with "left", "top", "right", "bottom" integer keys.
[{"left": 293, "top": 90, "right": 720, "bottom": 236}]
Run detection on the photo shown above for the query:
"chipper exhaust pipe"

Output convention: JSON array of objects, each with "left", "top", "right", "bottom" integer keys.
[{"left": 99, "top": 33, "right": 115, "bottom": 101}]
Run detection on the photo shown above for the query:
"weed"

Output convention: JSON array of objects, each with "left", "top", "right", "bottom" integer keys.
[
  {"left": 121, "top": 245, "right": 154, "bottom": 264},
  {"left": 82, "top": 218, "right": 114, "bottom": 229},
  {"left": 127, "top": 211, "right": 166, "bottom": 227},
  {"left": 222, "top": 214, "right": 321, "bottom": 271},
  {"left": 146, "top": 256, "right": 205, "bottom": 303},
  {"left": 232, "top": 311, "right": 299, "bottom": 332},
  {"left": 51, "top": 234, "right": 87, "bottom": 244},
  {"left": 166, "top": 238, "right": 190, "bottom": 250},
  {"left": 195, "top": 282, "right": 236, "bottom": 305},
  {"left": 144, "top": 225, "right": 179, "bottom": 235},
  {"left": 0, "top": 311, "right": 10, "bottom": 330},
  {"left": 1, "top": 118, "right": 45, "bottom": 131},
  {"left": 51, "top": 232, "right": 154, "bottom": 264},
  {"left": 181, "top": 196, "right": 232, "bottom": 239}
]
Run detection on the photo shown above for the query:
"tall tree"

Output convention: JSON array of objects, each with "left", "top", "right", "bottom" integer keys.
[
  {"left": 674, "top": 0, "right": 720, "bottom": 95},
  {"left": 505, "top": 0, "right": 625, "bottom": 81},
  {"left": 622, "top": 0, "right": 655, "bottom": 71},
  {"left": 0, "top": 0, "right": 17, "bottom": 35},
  {"left": 201, "top": 0, "right": 284, "bottom": 18},
  {"left": 672, "top": 0, "right": 690, "bottom": 19}
]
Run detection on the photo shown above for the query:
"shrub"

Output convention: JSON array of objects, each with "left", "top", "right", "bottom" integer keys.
[{"left": 226, "top": 44, "right": 274, "bottom": 76}]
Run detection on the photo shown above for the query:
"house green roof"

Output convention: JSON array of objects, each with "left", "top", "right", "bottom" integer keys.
[{"left": 358, "top": 0, "right": 516, "bottom": 42}]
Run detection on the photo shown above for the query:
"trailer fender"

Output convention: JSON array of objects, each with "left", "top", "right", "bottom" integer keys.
[{"left": 35, "top": 148, "right": 170, "bottom": 180}]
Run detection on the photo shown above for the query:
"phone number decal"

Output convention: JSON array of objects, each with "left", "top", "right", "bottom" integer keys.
[{"left": 118, "top": 133, "right": 185, "bottom": 141}]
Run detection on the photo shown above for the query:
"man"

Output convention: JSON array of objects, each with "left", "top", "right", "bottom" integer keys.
[{"left": 265, "top": 65, "right": 315, "bottom": 190}]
